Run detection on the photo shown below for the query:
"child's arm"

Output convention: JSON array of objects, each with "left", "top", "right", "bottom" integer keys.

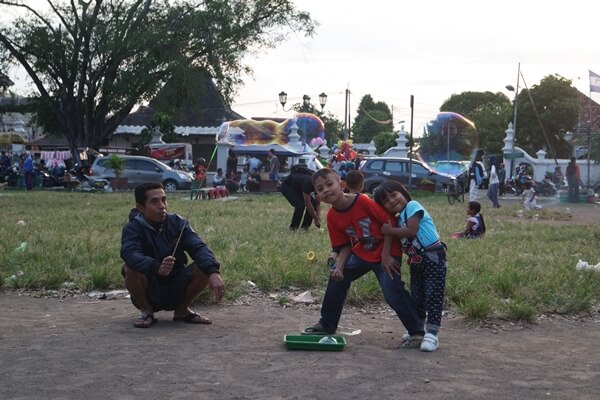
[
  {"left": 463, "top": 218, "right": 475, "bottom": 235},
  {"left": 381, "top": 214, "right": 420, "bottom": 238},
  {"left": 381, "top": 234, "right": 401, "bottom": 279},
  {"left": 331, "top": 245, "right": 351, "bottom": 282}
]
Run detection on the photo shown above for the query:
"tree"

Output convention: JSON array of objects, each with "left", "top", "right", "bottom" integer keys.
[
  {"left": 439, "top": 91, "right": 512, "bottom": 155},
  {"left": 351, "top": 95, "right": 393, "bottom": 143},
  {"left": 373, "top": 132, "right": 397, "bottom": 155},
  {"left": 137, "top": 111, "right": 176, "bottom": 153},
  {"left": 0, "top": 0, "right": 316, "bottom": 161},
  {"left": 515, "top": 75, "right": 579, "bottom": 159}
]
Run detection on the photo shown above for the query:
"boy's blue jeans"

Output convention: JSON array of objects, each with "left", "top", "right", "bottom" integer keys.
[{"left": 318, "top": 255, "right": 424, "bottom": 336}]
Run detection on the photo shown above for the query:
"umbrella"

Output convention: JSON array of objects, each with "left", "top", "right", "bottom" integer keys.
[{"left": 0, "top": 132, "right": 27, "bottom": 145}]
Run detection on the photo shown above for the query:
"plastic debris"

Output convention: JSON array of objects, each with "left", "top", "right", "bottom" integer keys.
[
  {"left": 576, "top": 259, "right": 600, "bottom": 272},
  {"left": 16, "top": 220, "right": 26, "bottom": 226},
  {"left": 12, "top": 242, "right": 28, "bottom": 254},
  {"left": 289, "top": 291, "right": 314, "bottom": 304}
]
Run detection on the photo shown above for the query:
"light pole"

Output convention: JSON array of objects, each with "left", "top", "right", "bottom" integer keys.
[
  {"left": 278, "top": 91, "right": 327, "bottom": 112},
  {"left": 278, "top": 91, "right": 328, "bottom": 145},
  {"left": 506, "top": 62, "right": 521, "bottom": 178}
]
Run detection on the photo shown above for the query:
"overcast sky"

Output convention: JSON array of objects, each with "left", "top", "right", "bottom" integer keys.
[
  {"left": 232, "top": 0, "right": 600, "bottom": 135},
  {"left": 4, "top": 0, "right": 600, "bottom": 137}
]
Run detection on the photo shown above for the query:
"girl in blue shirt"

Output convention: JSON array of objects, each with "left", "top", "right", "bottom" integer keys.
[{"left": 374, "top": 180, "right": 447, "bottom": 352}]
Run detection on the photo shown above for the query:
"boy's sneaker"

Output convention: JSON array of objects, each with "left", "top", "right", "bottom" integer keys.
[
  {"left": 401, "top": 332, "right": 411, "bottom": 343},
  {"left": 401, "top": 335, "right": 423, "bottom": 349},
  {"left": 420, "top": 333, "right": 439, "bottom": 352}
]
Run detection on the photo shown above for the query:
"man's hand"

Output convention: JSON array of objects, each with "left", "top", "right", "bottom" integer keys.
[
  {"left": 209, "top": 273, "right": 225, "bottom": 302},
  {"left": 158, "top": 255, "right": 175, "bottom": 276},
  {"left": 314, "top": 215, "right": 321, "bottom": 228}
]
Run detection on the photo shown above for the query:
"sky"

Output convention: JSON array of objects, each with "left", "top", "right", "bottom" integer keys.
[
  {"left": 4, "top": 0, "right": 600, "bottom": 137},
  {"left": 230, "top": 0, "right": 600, "bottom": 136}
]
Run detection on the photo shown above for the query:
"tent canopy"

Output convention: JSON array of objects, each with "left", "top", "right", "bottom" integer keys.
[{"left": 0, "top": 132, "right": 26, "bottom": 145}]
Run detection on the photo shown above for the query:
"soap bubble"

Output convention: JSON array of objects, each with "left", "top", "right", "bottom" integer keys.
[{"left": 419, "top": 112, "right": 479, "bottom": 172}]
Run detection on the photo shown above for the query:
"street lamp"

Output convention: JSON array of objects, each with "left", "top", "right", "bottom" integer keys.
[
  {"left": 278, "top": 91, "right": 327, "bottom": 112},
  {"left": 505, "top": 62, "right": 521, "bottom": 178},
  {"left": 506, "top": 83, "right": 519, "bottom": 177}
]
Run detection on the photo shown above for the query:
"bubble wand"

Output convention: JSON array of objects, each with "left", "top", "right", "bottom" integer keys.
[{"left": 171, "top": 143, "right": 219, "bottom": 256}]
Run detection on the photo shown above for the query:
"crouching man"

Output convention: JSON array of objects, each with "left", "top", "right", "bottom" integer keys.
[{"left": 121, "top": 182, "right": 225, "bottom": 328}]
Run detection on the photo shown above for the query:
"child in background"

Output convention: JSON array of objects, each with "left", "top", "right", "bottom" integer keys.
[
  {"left": 522, "top": 181, "right": 542, "bottom": 210},
  {"left": 374, "top": 180, "right": 447, "bottom": 352},
  {"left": 304, "top": 169, "right": 424, "bottom": 343},
  {"left": 238, "top": 166, "right": 249, "bottom": 192},
  {"left": 453, "top": 201, "right": 486, "bottom": 239},
  {"left": 342, "top": 169, "right": 364, "bottom": 194}
]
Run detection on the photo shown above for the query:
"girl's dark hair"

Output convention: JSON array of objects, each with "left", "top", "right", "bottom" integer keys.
[
  {"left": 468, "top": 201, "right": 485, "bottom": 233},
  {"left": 373, "top": 180, "right": 412, "bottom": 205},
  {"left": 468, "top": 201, "right": 481, "bottom": 213}
]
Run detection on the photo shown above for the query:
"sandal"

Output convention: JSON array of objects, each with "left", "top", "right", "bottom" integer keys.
[
  {"left": 173, "top": 312, "right": 212, "bottom": 325},
  {"left": 133, "top": 314, "right": 157, "bottom": 328},
  {"left": 302, "top": 323, "right": 334, "bottom": 335},
  {"left": 401, "top": 335, "right": 423, "bottom": 349}
]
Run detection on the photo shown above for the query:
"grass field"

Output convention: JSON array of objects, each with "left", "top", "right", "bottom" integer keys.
[{"left": 1, "top": 189, "right": 599, "bottom": 322}]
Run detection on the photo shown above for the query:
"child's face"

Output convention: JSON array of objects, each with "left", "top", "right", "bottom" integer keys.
[
  {"left": 467, "top": 206, "right": 474, "bottom": 216},
  {"left": 313, "top": 174, "right": 344, "bottom": 204},
  {"left": 380, "top": 190, "right": 408, "bottom": 214}
]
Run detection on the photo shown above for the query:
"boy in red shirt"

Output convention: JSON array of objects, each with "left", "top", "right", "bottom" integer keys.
[{"left": 304, "top": 169, "right": 424, "bottom": 343}]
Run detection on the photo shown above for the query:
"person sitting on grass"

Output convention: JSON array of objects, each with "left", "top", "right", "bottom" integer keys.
[
  {"left": 453, "top": 201, "right": 486, "bottom": 239},
  {"left": 304, "top": 169, "right": 424, "bottom": 345},
  {"left": 121, "top": 182, "right": 225, "bottom": 328}
]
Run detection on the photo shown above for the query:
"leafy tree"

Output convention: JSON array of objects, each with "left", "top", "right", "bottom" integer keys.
[
  {"left": 439, "top": 91, "right": 512, "bottom": 155},
  {"left": 137, "top": 111, "right": 176, "bottom": 153},
  {"left": 351, "top": 95, "right": 393, "bottom": 143},
  {"left": 373, "top": 132, "right": 397, "bottom": 155},
  {"left": 515, "top": 75, "right": 579, "bottom": 159},
  {"left": 0, "top": 0, "right": 316, "bottom": 161}
]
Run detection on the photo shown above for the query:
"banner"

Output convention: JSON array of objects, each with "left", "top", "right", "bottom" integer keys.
[{"left": 590, "top": 70, "right": 600, "bottom": 93}]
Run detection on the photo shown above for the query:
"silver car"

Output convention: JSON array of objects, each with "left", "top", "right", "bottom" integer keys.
[{"left": 90, "top": 155, "right": 194, "bottom": 191}]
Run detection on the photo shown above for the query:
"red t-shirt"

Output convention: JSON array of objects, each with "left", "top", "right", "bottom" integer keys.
[{"left": 326, "top": 194, "right": 401, "bottom": 262}]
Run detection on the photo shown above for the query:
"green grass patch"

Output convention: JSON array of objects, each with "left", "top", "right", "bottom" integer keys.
[{"left": 1, "top": 190, "right": 599, "bottom": 321}]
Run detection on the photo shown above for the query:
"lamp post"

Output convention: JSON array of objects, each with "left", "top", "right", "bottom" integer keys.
[
  {"left": 506, "top": 62, "right": 521, "bottom": 178},
  {"left": 278, "top": 91, "right": 327, "bottom": 112},
  {"left": 278, "top": 91, "right": 328, "bottom": 145}
]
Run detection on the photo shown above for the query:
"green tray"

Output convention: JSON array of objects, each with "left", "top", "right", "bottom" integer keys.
[{"left": 284, "top": 335, "right": 346, "bottom": 351}]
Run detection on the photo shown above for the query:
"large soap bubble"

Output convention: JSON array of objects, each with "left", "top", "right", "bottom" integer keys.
[{"left": 419, "top": 111, "right": 479, "bottom": 173}]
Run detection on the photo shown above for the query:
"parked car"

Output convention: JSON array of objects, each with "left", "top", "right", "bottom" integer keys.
[
  {"left": 359, "top": 157, "right": 454, "bottom": 193},
  {"left": 90, "top": 155, "right": 194, "bottom": 191}
]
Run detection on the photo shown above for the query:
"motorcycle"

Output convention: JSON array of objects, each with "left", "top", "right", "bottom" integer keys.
[{"left": 65, "top": 164, "right": 109, "bottom": 191}]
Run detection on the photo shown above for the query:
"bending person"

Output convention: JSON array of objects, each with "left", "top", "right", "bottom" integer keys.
[{"left": 280, "top": 165, "right": 321, "bottom": 230}]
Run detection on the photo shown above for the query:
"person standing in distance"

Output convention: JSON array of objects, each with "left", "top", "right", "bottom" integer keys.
[{"left": 267, "top": 148, "right": 280, "bottom": 181}]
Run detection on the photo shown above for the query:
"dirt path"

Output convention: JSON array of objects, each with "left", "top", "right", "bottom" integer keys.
[{"left": 1, "top": 292, "right": 599, "bottom": 400}]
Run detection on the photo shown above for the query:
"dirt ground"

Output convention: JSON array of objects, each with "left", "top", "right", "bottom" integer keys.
[{"left": 1, "top": 200, "right": 599, "bottom": 400}]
